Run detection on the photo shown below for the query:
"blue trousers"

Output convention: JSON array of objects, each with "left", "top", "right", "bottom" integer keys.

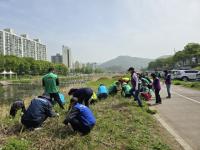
[
  {"left": 166, "top": 84, "right": 171, "bottom": 98},
  {"left": 130, "top": 88, "right": 142, "bottom": 107}
]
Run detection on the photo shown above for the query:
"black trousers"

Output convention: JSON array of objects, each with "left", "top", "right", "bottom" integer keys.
[
  {"left": 98, "top": 93, "right": 108, "bottom": 100},
  {"left": 21, "top": 116, "right": 47, "bottom": 129},
  {"left": 125, "top": 94, "right": 132, "bottom": 98},
  {"left": 69, "top": 118, "right": 91, "bottom": 134},
  {"left": 50, "top": 93, "right": 64, "bottom": 109},
  {"left": 78, "top": 93, "right": 93, "bottom": 107},
  {"left": 155, "top": 89, "right": 161, "bottom": 103}
]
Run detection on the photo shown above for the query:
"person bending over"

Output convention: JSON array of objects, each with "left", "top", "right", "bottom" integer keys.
[
  {"left": 68, "top": 88, "right": 93, "bottom": 108},
  {"left": 108, "top": 81, "right": 120, "bottom": 95},
  {"left": 121, "top": 82, "right": 132, "bottom": 98},
  {"left": 10, "top": 99, "right": 26, "bottom": 117},
  {"left": 97, "top": 84, "right": 108, "bottom": 100}
]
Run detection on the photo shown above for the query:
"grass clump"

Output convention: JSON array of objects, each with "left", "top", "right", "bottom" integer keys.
[
  {"left": 2, "top": 138, "right": 30, "bottom": 150},
  {"left": 0, "top": 86, "right": 5, "bottom": 93},
  {"left": 173, "top": 80, "right": 200, "bottom": 90}
]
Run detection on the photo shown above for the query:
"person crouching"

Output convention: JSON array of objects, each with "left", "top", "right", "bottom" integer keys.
[
  {"left": 63, "top": 97, "right": 96, "bottom": 135},
  {"left": 21, "top": 94, "right": 58, "bottom": 129}
]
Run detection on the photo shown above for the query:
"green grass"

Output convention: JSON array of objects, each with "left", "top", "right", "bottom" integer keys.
[
  {"left": 173, "top": 80, "right": 200, "bottom": 90},
  {"left": 87, "top": 77, "right": 115, "bottom": 89},
  {"left": 0, "top": 77, "right": 182, "bottom": 150},
  {"left": 0, "top": 86, "right": 5, "bottom": 93},
  {"left": 193, "top": 66, "right": 200, "bottom": 71}
]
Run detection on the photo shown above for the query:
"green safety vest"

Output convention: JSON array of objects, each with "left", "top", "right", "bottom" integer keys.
[
  {"left": 141, "top": 77, "right": 150, "bottom": 85},
  {"left": 122, "top": 84, "right": 131, "bottom": 94},
  {"left": 43, "top": 73, "right": 59, "bottom": 93},
  {"left": 108, "top": 83, "right": 117, "bottom": 93}
]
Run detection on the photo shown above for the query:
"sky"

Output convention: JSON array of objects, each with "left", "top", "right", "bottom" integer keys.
[{"left": 0, "top": 0, "right": 200, "bottom": 63}]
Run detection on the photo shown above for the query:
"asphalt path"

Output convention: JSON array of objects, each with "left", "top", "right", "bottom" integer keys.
[{"left": 151, "top": 85, "right": 200, "bottom": 150}]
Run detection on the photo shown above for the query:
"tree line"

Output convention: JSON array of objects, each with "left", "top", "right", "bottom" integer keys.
[
  {"left": 148, "top": 43, "right": 200, "bottom": 70},
  {"left": 72, "top": 67, "right": 103, "bottom": 74},
  {"left": 0, "top": 55, "right": 68, "bottom": 75}
]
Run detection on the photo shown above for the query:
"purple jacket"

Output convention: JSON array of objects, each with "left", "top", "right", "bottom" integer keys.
[
  {"left": 165, "top": 74, "right": 171, "bottom": 85},
  {"left": 131, "top": 72, "right": 139, "bottom": 91},
  {"left": 153, "top": 77, "right": 161, "bottom": 90}
]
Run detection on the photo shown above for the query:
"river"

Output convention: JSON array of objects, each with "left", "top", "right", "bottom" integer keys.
[{"left": 0, "top": 79, "right": 88, "bottom": 105}]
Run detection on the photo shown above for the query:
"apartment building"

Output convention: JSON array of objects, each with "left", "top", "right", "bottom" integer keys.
[{"left": 0, "top": 28, "right": 47, "bottom": 60}]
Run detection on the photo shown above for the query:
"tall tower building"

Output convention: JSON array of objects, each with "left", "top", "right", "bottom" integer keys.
[{"left": 62, "top": 45, "right": 72, "bottom": 68}]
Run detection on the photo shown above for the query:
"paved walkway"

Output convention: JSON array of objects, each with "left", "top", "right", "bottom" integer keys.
[{"left": 151, "top": 85, "right": 200, "bottom": 150}]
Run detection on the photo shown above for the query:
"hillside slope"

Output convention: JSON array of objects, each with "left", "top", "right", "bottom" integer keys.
[{"left": 98, "top": 56, "right": 153, "bottom": 72}]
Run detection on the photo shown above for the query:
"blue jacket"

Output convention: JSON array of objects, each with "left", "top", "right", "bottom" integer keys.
[
  {"left": 98, "top": 85, "right": 108, "bottom": 95},
  {"left": 22, "top": 97, "right": 56, "bottom": 122},
  {"left": 64, "top": 103, "right": 96, "bottom": 128}
]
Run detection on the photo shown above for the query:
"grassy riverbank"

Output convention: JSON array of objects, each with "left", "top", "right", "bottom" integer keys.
[
  {"left": 173, "top": 80, "right": 200, "bottom": 90},
  {"left": 0, "top": 77, "right": 182, "bottom": 150}
]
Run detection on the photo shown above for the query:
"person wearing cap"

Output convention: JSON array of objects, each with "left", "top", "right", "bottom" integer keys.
[
  {"left": 164, "top": 70, "right": 171, "bottom": 98},
  {"left": 128, "top": 67, "right": 143, "bottom": 107},
  {"left": 97, "top": 84, "right": 108, "bottom": 100},
  {"left": 42, "top": 67, "right": 64, "bottom": 109},
  {"left": 63, "top": 97, "right": 96, "bottom": 135},
  {"left": 151, "top": 73, "right": 162, "bottom": 104},
  {"left": 21, "top": 94, "right": 58, "bottom": 129},
  {"left": 121, "top": 82, "right": 132, "bottom": 97},
  {"left": 68, "top": 88, "right": 93, "bottom": 107},
  {"left": 10, "top": 100, "right": 26, "bottom": 118},
  {"left": 108, "top": 81, "right": 120, "bottom": 95}
]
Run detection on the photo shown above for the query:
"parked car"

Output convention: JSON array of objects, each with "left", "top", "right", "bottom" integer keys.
[
  {"left": 196, "top": 73, "right": 200, "bottom": 81},
  {"left": 169, "top": 70, "right": 179, "bottom": 79},
  {"left": 173, "top": 70, "right": 200, "bottom": 81}
]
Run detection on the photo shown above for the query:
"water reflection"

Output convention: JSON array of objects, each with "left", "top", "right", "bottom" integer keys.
[
  {"left": 0, "top": 84, "right": 44, "bottom": 105},
  {"left": 0, "top": 79, "right": 87, "bottom": 105}
]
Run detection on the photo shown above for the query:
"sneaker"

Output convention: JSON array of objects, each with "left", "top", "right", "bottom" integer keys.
[
  {"left": 68, "top": 123, "right": 74, "bottom": 132},
  {"left": 155, "top": 102, "right": 162, "bottom": 104},
  {"left": 34, "top": 127, "right": 42, "bottom": 131}
]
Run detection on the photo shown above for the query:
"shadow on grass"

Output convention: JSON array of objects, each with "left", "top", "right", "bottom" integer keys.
[
  {"left": 52, "top": 126, "right": 76, "bottom": 139},
  {"left": 0, "top": 123, "right": 24, "bottom": 136},
  {"left": 111, "top": 101, "right": 130, "bottom": 109}
]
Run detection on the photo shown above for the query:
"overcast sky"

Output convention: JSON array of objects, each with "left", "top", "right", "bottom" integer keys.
[{"left": 0, "top": 0, "right": 200, "bottom": 63}]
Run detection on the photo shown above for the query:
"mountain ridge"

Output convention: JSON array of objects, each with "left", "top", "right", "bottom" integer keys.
[{"left": 98, "top": 56, "right": 153, "bottom": 72}]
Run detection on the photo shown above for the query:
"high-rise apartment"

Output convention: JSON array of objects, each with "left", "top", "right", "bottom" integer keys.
[
  {"left": 0, "top": 28, "right": 47, "bottom": 60},
  {"left": 62, "top": 45, "right": 72, "bottom": 68}
]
